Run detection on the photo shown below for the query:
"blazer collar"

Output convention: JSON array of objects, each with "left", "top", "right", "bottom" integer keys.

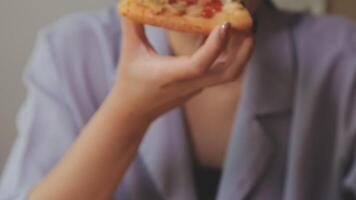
[
  {"left": 218, "top": 4, "right": 297, "bottom": 200},
  {"left": 138, "top": 3, "right": 297, "bottom": 199}
]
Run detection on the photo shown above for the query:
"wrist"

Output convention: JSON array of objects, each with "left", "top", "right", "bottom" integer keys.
[{"left": 104, "top": 88, "right": 153, "bottom": 129}]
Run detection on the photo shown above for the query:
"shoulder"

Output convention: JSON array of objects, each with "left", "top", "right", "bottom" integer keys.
[
  {"left": 38, "top": 6, "right": 122, "bottom": 61},
  {"left": 42, "top": 6, "right": 121, "bottom": 41},
  {"left": 29, "top": 5, "right": 122, "bottom": 85},
  {"left": 296, "top": 14, "right": 356, "bottom": 39},
  {"left": 291, "top": 14, "right": 356, "bottom": 87},
  {"left": 291, "top": 14, "right": 356, "bottom": 132},
  {"left": 26, "top": 6, "right": 122, "bottom": 124},
  {"left": 293, "top": 14, "right": 356, "bottom": 67}
]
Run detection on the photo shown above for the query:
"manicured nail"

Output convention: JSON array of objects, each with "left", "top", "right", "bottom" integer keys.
[{"left": 219, "top": 22, "right": 230, "bottom": 42}]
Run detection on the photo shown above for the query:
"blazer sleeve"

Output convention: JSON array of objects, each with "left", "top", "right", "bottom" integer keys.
[
  {"left": 0, "top": 29, "right": 80, "bottom": 200},
  {"left": 339, "top": 29, "right": 356, "bottom": 199}
]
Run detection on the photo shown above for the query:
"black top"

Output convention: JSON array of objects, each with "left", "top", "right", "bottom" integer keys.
[{"left": 193, "top": 164, "right": 222, "bottom": 200}]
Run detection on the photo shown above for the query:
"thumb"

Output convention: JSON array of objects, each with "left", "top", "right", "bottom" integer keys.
[{"left": 121, "top": 18, "right": 153, "bottom": 52}]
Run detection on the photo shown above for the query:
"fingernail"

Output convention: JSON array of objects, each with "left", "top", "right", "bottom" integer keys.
[
  {"left": 252, "top": 14, "right": 258, "bottom": 34},
  {"left": 219, "top": 22, "right": 230, "bottom": 42}
]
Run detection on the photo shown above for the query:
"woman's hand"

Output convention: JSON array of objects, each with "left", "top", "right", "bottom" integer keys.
[{"left": 114, "top": 18, "right": 254, "bottom": 123}]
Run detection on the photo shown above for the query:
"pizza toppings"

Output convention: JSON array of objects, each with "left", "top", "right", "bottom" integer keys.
[
  {"left": 169, "top": 0, "right": 223, "bottom": 17},
  {"left": 184, "top": 0, "right": 198, "bottom": 6},
  {"left": 140, "top": 0, "right": 244, "bottom": 18},
  {"left": 201, "top": 0, "right": 222, "bottom": 18}
]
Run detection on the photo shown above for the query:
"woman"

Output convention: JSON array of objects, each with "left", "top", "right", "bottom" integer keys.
[{"left": 1, "top": 0, "right": 356, "bottom": 199}]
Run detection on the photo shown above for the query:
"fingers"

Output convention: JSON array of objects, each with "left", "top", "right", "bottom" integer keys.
[
  {"left": 190, "top": 23, "right": 230, "bottom": 72},
  {"left": 211, "top": 29, "right": 249, "bottom": 71},
  {"left": 230, "top": 35, "right": 254, "bottom": 74},
  {"left": 121, "top": 18, "right": 155, "bottom": 53},
  {"left": 206, "top": 35, "right": 254, "bottom": 87},
  {"left": 176, "top": 35, "right": 254, "bottom": 90},
  {"left": 160, "top": 23, "right": 230, "bottom": 81}
]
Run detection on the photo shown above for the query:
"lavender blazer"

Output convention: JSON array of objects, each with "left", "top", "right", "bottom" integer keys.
[{"left": 1, "top": 3, "right": 356, "bottom": 200}]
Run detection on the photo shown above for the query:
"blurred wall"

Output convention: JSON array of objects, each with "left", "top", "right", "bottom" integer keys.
[
  {"left": 273, "top": 0, "right": 327, "bottom": 14},
  {"left": 329, "top": 0, "right": 356, "bottom": 20},
  {"left": 0, "top": 0, "right": 355, "bottom": 174}
]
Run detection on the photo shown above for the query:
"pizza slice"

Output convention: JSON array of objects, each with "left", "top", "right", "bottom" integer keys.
[{"left": 118, "top": 0, "right": 253, "bottom": 34}]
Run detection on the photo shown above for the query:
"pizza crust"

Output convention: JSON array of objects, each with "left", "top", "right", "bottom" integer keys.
[{"left": 118, "top": 0, "right": 253, "bottom": 34}]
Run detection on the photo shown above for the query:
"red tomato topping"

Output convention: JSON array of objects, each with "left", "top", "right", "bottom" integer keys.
[
  {"left": 169, "top": 0, "right": 177, "bottom": 4},
  {"left": 200, "top": 0, "right": 212, "bottom": 5},
  {"left": 202, "top": 7, "right": 214, "bottom": 18},
  {"left": 184, "top": 0, "right": 197, "bottom": 5},
  {"left": 202, "top": 0, "right": 222, "bottom": 18},
  {"left": 176, "top": 10, "right": 186, "bottom": 16}
]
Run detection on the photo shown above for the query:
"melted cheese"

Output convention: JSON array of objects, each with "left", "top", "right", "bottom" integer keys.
[
  {"left": 141, "top": 0, "right": 244, "bottom": 18},
  {"left": 140, "top": 0, "right": 166, "bottom": 13},
  {"left": 165, "top": 1, "right": 187, "bottom": 14},
  {"left": 223, "top": 2, "right": 244, "bottom": 12},
  {"left": 186, "top": 5, "right": 202, "bottom": 16}
]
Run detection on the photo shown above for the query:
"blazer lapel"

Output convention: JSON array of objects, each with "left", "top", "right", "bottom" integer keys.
[
  {"left": 139, "top": 108, "right": 197, "bottom": 200},
  {"left": 217, "top": 4, "right": 297, "bottom": 200},
  {"left": 139, "top": 26, "right": 196, "bottom": 200}
]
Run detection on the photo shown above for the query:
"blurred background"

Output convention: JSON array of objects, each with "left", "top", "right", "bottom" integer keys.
[{"left": 0, "top": 0, "right": 355, "bottom": 174}]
